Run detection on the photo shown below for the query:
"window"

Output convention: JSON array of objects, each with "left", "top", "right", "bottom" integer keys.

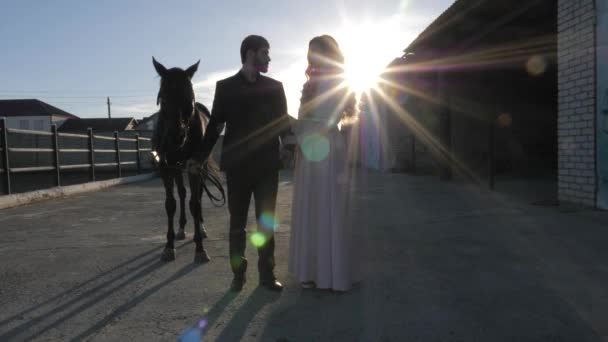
[
  {"left": 34, "top": 120, "right": 44, "bottom": 130},
  {"left": 19, "top": 120, "right": 29, "bottom": 130}
]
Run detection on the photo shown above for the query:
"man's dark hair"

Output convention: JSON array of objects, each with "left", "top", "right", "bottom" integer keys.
[{"left": 240, "top": 35, "right": 270, "bottom": 64}]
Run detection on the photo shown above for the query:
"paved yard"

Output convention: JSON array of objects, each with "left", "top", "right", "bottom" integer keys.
[{"left": 1, "top": 171, "right": 608, "bottom": 341}]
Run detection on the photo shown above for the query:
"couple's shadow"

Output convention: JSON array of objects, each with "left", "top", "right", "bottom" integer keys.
[{"left": 203, "top": 287, "right": 281, "bottom": 342}]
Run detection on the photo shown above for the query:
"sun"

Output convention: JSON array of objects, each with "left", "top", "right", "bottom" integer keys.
[
  {"left": 336, "top": 21, "right": 406, "bottom": 95},
  {"left": 273, "top": 18, "right": 413, "bottom": 116},
  {"left": 343, "top": 63, "right": 382, "bottom": 95}
]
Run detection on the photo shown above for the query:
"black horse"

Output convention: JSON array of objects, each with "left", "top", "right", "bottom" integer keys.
[{"left": 152, "top": 57, "right": 220, "bottom": 263}]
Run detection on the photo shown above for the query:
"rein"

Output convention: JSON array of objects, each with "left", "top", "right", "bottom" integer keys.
[{"left": 199, "top": 165, "right": 226, "bottom": 207}]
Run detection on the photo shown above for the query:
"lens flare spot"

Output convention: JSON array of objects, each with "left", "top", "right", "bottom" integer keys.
[
  {"left": 178, "top": 328, "right": 201, "bottom": 342},
  {"left": 526, "top": 55, "right": 546, "bottom": 76},
  {"left": 198, "top": 319, "right": 208, "bottom": 329},
  {"left": 301, "top": 133, "right": 330, "bottom": 162},
  {"left": 259, "top": 212, "right": 277, "bottom": 232},
  {"left": 497, "top": 113, "right": 512, "bottom": 127},
  {"left": 250, "top": 232, "right": 267, "bottom": 248}
]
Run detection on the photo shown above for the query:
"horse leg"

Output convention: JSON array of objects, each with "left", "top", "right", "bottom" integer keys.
[
  {"left": 175, "top": 170, "right": 187, "bottom": 240},
  {"left": 160, "top": 167, "right": 177, "bottom": 261},
  {"left": 189, "top": 171, "right": 210, "bottom": 263}
]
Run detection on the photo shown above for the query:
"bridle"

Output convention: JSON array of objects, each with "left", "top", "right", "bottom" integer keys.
[{"left": 155, "top": 82, "right": 194, "bottom": 167}]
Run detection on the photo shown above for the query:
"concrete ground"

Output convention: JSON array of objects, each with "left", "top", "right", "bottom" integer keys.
[{"left": 1, "top": 170, "right": 608, "bottom": 341}]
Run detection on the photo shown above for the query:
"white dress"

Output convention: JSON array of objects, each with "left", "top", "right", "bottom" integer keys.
[{"left": 288, "top": 80, "right": 358, "bottom": 291}]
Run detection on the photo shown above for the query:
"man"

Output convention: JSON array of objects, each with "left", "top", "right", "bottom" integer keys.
[{"left": 195, "top": 35, "right": 292, "bottom": 292}]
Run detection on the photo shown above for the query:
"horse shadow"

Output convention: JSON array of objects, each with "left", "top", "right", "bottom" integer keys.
[
  {"left": 67, "top": 262, "right": 200, "bottom": 341},
  {"left": 0, "top": 241, "right": 193, "bottom": 341}
]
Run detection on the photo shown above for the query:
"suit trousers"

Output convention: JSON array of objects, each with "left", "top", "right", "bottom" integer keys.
[{"left": 226, "top": 169, "right": 279, "bottom": 281}]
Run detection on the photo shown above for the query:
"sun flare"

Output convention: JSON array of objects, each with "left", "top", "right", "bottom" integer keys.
[
  {"left": 337, "top": 20, "right": 406, "bottom": 95},
  {"left": 273, "top": 17, "right": 414, "bottom": 116}
]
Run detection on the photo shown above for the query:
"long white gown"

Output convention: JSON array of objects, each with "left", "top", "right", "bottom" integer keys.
[{"left": 288, "top": 79, "right": 358, "bottom": 291}]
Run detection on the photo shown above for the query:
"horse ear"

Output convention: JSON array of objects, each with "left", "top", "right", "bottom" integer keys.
[
  {"left": 185, "top": 60, "right": 200, "bottom": 79},
  {"left": 152, "top": 57, "right": 168, "bottom": 77}
]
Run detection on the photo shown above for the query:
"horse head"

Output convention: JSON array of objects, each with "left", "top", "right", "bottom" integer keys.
[{"left": 153, "top": 57, "right": 199, "bottom": 156}]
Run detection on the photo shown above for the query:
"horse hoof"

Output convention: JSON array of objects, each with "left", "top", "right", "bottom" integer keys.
[
  {"left": 176, "top": 229, "right": 186, "bottom": 240},
  {"left": 194, "top": 250, "right": 210, "bottom": 264},
  {"left": 161, "top": 248, "right": 176, "bottom": 262}
]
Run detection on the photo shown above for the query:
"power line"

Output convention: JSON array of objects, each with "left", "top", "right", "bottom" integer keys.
[
  {"left": 0, "top": 89, "right": 156, "bottom": 94},
  {"left": 0, "top": 94, "right": 155, "bottom": 99}
]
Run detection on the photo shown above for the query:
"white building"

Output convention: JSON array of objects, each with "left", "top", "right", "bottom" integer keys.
[{"left": 0, "top": 99, "right": 79, "bottom": 131}]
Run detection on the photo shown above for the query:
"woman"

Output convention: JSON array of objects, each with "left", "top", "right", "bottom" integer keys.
[{"left": 288, "top": 35, "right": 358, "bottom": 292}]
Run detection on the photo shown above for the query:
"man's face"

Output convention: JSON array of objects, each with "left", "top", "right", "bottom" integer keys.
[{"left": 253, "top": 47, "right": 270, "bottom": 73}]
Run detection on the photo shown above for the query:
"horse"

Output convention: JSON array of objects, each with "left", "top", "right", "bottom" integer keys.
[{"left": 151, "top": 57, "right": 221, "bottom": 263}]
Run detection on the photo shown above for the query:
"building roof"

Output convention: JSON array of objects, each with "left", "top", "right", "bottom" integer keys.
[
  {"left": 134, "top": 112, "right": 159, "bottom": 130},
  {"left": 0, "top": 99, "right": 79, "bottom": 119},
  {"left": 404, "top": 0, "right": 556, "bottom": 55},
  {"left": 58, "top": 117, "right": 137, "bottom": 132}
]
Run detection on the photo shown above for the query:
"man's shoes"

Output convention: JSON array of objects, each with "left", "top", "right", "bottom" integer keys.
[
  {"left": 230, "top": 276, "right": 246, "bottom": 292},
  {"left": 260, "top": 278, "right": 283, "bottom": 292}
]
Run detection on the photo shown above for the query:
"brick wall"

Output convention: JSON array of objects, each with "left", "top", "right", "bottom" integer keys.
[{"left": 558, "top": 0, "right": 597, "bottom": 206}]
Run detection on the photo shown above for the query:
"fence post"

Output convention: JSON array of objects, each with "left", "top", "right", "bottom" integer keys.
[
  {"left": 88, "top": 128, "right": 96, "bottom": 181},
  {"left": 411, "top": 135, "right": 416, "bottom": 174},
  {"left": 114, "top": 131, "right": 121, "bottom": 178},
  {"left": 489, "top": 119, "right": 495, "bottom": 190},
  {"left": 1, "top": 118, "right": 11, "bottom": 194},
  {"left": 439, "top": 104, "right": 452, "bottom": 181},
  {"left": 51, "top": 124, "right": 61, "bottom": 186},
  {"left": 135, "top": 133, "right": 141, "bottom": 174}
]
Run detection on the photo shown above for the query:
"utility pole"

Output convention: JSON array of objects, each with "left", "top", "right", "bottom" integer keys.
[{"left": 107, "top": 97, "right": 112, "bottom": 119}]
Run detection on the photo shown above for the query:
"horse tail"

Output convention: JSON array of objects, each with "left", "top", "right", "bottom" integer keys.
[
  {"left": 200, "top": 137, "right": 223, "bottom": 206},
  {"left": 195, "top": 102, "right": 211, "bottom": 119},
  {"left": 195, "top": 101, "right": 225, "bottom": 206},
  {"left": 195, "top": 101, "right": 220, "bottom": 182}
]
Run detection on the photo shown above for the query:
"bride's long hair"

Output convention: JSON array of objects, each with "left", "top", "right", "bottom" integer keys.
[{"left": 299, "top": 35, "right": 357, "bottom": 124}]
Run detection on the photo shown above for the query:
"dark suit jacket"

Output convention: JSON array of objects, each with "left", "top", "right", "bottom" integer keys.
[{"left": 198, "top": 71, "right": 292, "bottom": 174}]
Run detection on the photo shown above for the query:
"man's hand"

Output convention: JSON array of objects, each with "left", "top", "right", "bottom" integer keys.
[{"left": 280, "top": 146, "right": 294, "bottom": 169}]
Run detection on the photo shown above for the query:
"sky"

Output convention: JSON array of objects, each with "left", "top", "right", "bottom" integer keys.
[{"left": 0, "top": 0, "right": 454, "bottom": 119}]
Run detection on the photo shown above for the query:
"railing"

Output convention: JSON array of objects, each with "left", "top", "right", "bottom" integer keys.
[{"left": 0, "top": 118, "right": 153, "bottom": 195}]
